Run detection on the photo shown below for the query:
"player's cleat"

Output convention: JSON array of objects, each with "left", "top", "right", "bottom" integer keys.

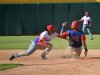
[
  {"left": 90, "top": 38, "right": 93, "bottom": 40},
  {"left": 9, "top": 55, "right": 15, "bottom": 60},
  {"left": 40, "top": 56, "right": 47, "bottom": 60}
]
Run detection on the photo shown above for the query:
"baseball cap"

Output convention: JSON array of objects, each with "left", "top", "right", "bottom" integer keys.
[
  {"left": 71, "top": 21, "right": 80, "bottom": 30},
  {"left": 47, "top": 25, "right": 57, "bottom": 31}
]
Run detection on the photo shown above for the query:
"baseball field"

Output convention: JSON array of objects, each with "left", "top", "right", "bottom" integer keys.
[{"left": 0, "top": 35, "right": 100, "bottom": 75}]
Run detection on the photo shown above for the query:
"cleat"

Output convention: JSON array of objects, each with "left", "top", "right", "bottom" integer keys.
[
  {"left": 40, "top": 56, "right": 47, "bottom": 60},
  {"left": 90, "top": 38, "right": 93, "bottom": 40},
  {"left": 9, "top": 55, "right": 15, "bottom": 60},
  {"left": 41, "top": 52, "right": 47, "bottom": 60}
]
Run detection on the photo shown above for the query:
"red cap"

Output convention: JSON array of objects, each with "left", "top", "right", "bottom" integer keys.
[
  {"left": 71, "top": 21, "right": 80, "bottom": 30},
  {"left": 47, "top": 25, "right": 57, "bottom": 31}
]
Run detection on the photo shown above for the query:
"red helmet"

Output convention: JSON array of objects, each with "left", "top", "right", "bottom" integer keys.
[
  {"left": 47, "top": 25, "right": 57, "bottom": 31},
  {"left": 71, "top": 21, "right": 80, "bottom": 30}
]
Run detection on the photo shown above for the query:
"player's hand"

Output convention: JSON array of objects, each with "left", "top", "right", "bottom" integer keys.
[{"left": 62, "top": 22, "right": 68, "bottom": 27}]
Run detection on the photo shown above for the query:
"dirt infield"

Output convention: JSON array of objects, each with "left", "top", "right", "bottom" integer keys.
[{"left": 0, "top": 49, "right": 100, "bottom": 75}]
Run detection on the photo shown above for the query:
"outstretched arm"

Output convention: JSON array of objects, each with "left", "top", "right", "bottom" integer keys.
[
  {"left": 59, "top": 22, "right": 69, "bottom": 39},
  {"left": 88, "top": 20, "right": 92, "bottom": 27},
  {"left": 60, "top": 22, "right": 67, "bottom": 36}
]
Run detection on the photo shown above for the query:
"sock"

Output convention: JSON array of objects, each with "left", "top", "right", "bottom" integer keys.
[{"left": 14, "top": 53, "right": 19, "bottom": 58}]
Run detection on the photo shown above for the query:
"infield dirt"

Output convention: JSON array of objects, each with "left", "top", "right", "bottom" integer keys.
[{"left": 0, "top": 49, "right": 100, "bottom": 75}]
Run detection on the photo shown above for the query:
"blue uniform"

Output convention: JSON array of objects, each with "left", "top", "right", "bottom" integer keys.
[{"left": 68, "top": 30, "right": 83, "bottom": 48}]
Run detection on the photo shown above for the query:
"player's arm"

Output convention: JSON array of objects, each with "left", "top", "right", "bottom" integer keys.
[
  {"left": 81, "top": 35, "right": 88, "bottom": 57},
  {"left": 88, "top": 17, "right": 92, "bottom": 26},
  {"left": 78, "top": 20, "right": 83, "bottom": 23},
  {"left": 78, "top": 16, "right": 84, "bottom": 23},
  {"left": 59, "top": 22, "right": 69, "bottom": 39},
  {"left": 60, "top": 22, "right": 67, "bottom": 35}
]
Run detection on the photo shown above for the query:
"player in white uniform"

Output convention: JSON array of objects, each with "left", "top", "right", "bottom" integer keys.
[
  {"left": 10, "top": 25, "right": 59, "bottom": 60},
  {"left": 80, "top": 12, "right": 93, "bottom": 40}
]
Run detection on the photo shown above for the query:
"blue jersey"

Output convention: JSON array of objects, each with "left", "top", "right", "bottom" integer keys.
[{"left": 68, "top": 30, "right": 83, "bottom": 48}]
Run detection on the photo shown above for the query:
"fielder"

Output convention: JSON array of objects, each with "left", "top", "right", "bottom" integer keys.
[
  {"left": 10, "top": 25, "right": 59, "bottom": 60},
  {"left": 60, "top": 21, "right": 88, "bottom": 58},
  {"left": 79, "top": 12, "right": 93, "bottom": 40}
]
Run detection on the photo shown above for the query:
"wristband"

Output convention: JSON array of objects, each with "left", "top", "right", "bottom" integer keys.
[{"left": 61, "top": 26, "right": 64, "bottom": 31}]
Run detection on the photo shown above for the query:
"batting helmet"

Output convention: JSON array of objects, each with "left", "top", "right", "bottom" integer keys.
[
  {"left": 47, "top": 25, "right": 57, "bottom": 31},
  {"left": 71, "top": 21, "right": 80, "bottom": 30}
]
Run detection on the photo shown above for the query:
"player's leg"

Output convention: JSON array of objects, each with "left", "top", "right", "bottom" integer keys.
[
  {"left": 82, "top": 24, "right": 86, "bottom": 34},
  {"left": 70, "top": 47, "right": 82, "bottom": 59},
  {"left": 10, "top": 41, "right": 38, "bottom": 60},
  {"left": 69, "top": 46, "right": 73, "bottom": 57},
  {"left": 87, "top": 27, "right": 93, "bottom": 40},
  {"left": 73, "top": 47, "right": 82, "bottom": 56},
  {"left": 41, "top": 43, "right": 53, "bottom": 60}
]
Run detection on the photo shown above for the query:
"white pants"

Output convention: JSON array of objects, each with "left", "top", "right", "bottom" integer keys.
[
  {"left": 15, "top": 41, "right": 53, "bottom": 58},
  {"left": 83, "top": 24, "right": 93, "bottom": 39},
  {"left": 26, "top": 41, "right": 53, "bottom": 56}
]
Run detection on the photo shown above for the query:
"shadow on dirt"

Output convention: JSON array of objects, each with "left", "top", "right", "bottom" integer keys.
[
  {"left": 88, "top": 57, "right": 100, "bottom": 59},
  {"left": 60, "top": 55, "right": 71, "bottom": 59}
]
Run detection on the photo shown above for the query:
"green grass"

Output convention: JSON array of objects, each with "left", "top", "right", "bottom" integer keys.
[
  {"left": 51, "top": 35, "right": 100, "bottom": 49},
  {"left": 0, "top": 36, "right": 35, "bottom": 50},
  {"left": 86, "top": 35, "right": 100, "bottom": 49},
  {"left": 0, "top": 35, "right": 100, "bottom": 50},
  {"left": 0, "top": 64, "right": 22, "bottom": 71}
]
